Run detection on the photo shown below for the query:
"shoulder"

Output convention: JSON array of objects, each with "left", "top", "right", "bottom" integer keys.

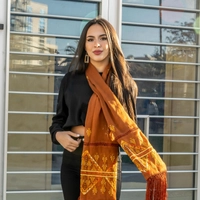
[{"left": 61, "top": 70, "right": 86, "bottom": 85}]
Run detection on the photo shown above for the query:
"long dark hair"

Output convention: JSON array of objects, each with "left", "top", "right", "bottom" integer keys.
[{"left": 69, "top": 17, "right": 138, "bottom": 120}]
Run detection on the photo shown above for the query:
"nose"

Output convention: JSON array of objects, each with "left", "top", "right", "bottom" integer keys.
[{"left": 94, "top": 41, "right": 100, "bottom": 47}]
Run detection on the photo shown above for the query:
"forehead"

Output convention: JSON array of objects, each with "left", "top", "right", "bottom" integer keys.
[{"left": 86, "top": 24, "right": 106, "bottom": 36}]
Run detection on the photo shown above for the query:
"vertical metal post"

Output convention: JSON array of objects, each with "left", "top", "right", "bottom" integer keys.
[
  {"left": 1, "top": 0, "right": 11, "bottom": 199},
  {"left": 195, "top": 1, "right": 200, "bottom": 200}
]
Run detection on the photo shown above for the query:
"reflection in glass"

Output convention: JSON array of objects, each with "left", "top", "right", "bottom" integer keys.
[
  {"left": 7, "top": 154, "right": 57, "bottom": 171},
  {"left": 7, "top": 173, "right": 61, "bottom": 190},
  {"left": 136, "top": 81, "right": 196, "bottom": 99},
  {"left": 122, "top": 0, "right": 159, "bottom": 6},
  {"left": 122, "top": 44, "right": 196, "bottom": 63},
  {"left": 8, "top": 134, "right": 53, "bottom": 151},
  {"left": 122, "top": 6, "right": 197, "bottom": 25},
  {"left": 122, "top": 7, "right": 159, "bottom": 24},
  {"left": 11, "top": 0, "right": 98, "bottom": 18},
  {"left": 128, "top": 61, "right": 196, "bottom": 80},
  {"left": 10, "top": 34, "right": 79, "bottom": 55},
  {"left": 122, "top": 26, "right": 160, "bottom": 42},
  {"left": 123, "top": 0, "right": 197, "bottom": 9},
  {"left": 137, "top": 99, "right": 196, "bottom": 116},
  {"left": 10, "top": 16, "right": 88, "bottom": 36},
  {"left": 161, "top": 10, "right": 196, "bottom": 26},
  {"left": 161, "top": 0, "right": 197, "bottom": 10},
  {"left": 10, "top": 54, "right": 71, "bottom": 74},
  {"left": 150, "top": 136, "right": 195, "bottom": 153},
  {"left": 122, "top": 25, "right": 196, "bottom": 45}
]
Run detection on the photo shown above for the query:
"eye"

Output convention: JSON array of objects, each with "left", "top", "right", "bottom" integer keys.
[
  {"left": 87, "top": 38, "right": 93, "bottom": 42},
  {"left": 101, "top": 37, "right": 107, "bottom": 41}
]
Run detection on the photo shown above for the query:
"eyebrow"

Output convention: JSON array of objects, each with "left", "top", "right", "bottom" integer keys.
[{"left": 86, "top": 34, "right": 107, "bottom": 38}]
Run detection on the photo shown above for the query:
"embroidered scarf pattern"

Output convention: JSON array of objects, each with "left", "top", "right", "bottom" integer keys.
[{"left": 79, "top": 63, "right": 167, "bottom": 200}]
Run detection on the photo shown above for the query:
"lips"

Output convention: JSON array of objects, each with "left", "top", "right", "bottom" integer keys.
[{"left": 93, "top": 50, "right": 102, "bottom": 55}]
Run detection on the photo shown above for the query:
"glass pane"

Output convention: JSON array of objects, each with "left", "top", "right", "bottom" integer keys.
[
  {"left": 9, "top": 74, "right": 56, "bottom": 92},
  {"left": 122, "top": 44, "right": 197, "bottom": 63},
  {"left": 163, "top": 155, "right": 196, "bottom": 170},
  {"left": 7, "top": 154, "right": 58, "bottom": 171},
  {"left": 9, "top": 94, "right": 55, "bottom": 112},
  {"left": 161, "top": 10, "right": 196, "bottom": 26},
  {"left": 11, "top": 16, "right": 89, "bottom": 36},
  {"left": 7, "top": 193, "right": 63, "bottom": 200},
  {"left": 122, "top": 26, "right": 160, "bottom": 42},
  {"left": 122, "top": 0, "right": 159, "bottom": 6},
  {"left": 10, "top": 0, "right": 98, "bottom": 18},
  {"left": 10, "top": 55, "right": 70, "bottom": 74},
  {"left": 8, "top": 114, "right": 53, "bottom": 131},
  {"left": 7, "top": 173, "right": 61, "bottom": 190},
  {"left": 161, "top": 0, "right": 197, "bottom": 9},
  {"left": 137, "top": 99, "right": 196, "bottom": 116},
  {"left": 162, "top": 28, "right": 196, "bottom": 44},
  {"left": 149, "top": 136, "right": 196, "bottom": 153},
  {"left": 135, "top": 81, "right": 196, "bottom": 99},
  {"left": 122, "top": 26, "right": 197, "bottom": 45},
  {"left": 122, "top": 7, "right": 197, "bottom": 26},
  {"left": 168, "top": 173, "right": 195, "bottom": 188},
  {"left": 123, "top": 0, "right": 197, "bottom": 9},
  {"left": 128, "top": 62, "right": 196, "bottom": 80},
  {"left": 10, "top": 34, "right": 78, "bottom": 55},
  {"left": 122, "top": 172, "right": 146, "bottom": 190},
  {"left": 120, "top": 190, "right": 146, "bottom": 200},
  {"left": 167, "top": 190, "right": 193, "bottom": 200},
  {"left": 122, "top": 7, "right": 159, "bottom": 24},
  {"left": 8, "top": 134, "right": 52, "bottom": 151}
]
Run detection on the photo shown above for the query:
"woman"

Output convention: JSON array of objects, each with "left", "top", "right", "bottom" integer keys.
[{"left": 49, "top": 17, "right": 167, "bottom": 200}]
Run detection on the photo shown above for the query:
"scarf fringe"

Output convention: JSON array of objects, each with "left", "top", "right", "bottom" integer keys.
[{"left": 146, "top": 171, "right": 167, "bottom": 200}]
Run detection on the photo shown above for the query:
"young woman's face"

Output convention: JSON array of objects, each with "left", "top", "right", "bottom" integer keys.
[{"left": 85, "top": 24, "right": 110, "bottom": 70}]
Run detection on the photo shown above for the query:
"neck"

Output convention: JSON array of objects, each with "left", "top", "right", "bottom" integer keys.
[{"left": 90, "top": 60, "right": 110, "bottom": 72}]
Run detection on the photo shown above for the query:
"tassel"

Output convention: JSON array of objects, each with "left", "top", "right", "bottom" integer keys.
[{"left": 146, "top": 171, "right": 167, "bottom": 200}]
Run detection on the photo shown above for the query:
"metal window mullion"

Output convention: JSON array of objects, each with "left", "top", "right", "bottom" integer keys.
[
  {"left": 9, "top": 51, "right": 199, "bottom": 66},
  {"left": 11, "top": 11, "right": 93, "bottom": 21},
  {"left": 10, "top": 76, "right": 200, "bottom": 84},
  {"left": 7, "top": 171, "right": 60, "bottom": 174},
  {"left": 6, "top": 190, "right": 62, "bottom": 194},
  {"left": 122, "top": 188, "right": 197, "bottom": 192},
  {"left": 9, "top": 91, "right": 58, "bottom": 95},
  {"left": 126, "top": 58, "right": 199, "bottom": 65},
  {"left": 8, "top": 111, "right": 55, "bottom": 115},
  {"left": 10, "top": 51, "right": 73, "bottom": 58},
  {"left": 10, "top": 31, "right": 80, "bottom": 39},
  {"left": 137, "top": 97, "right": 200, "bottom": 101},
  {"left": 9, "top": 71, "right": 64, "bottom": 77},
  {"left": 122, "top": 21, "right": 200, "bottom": 30},
  {"left": 122, "top": 3, "right": 200, "bottom": 13},
  {"left": 134, "top": 78, "right": 200, "bottom": 83},
  {"left": 122, "top": 40, "right": 200, "bottom": 48},
  {"left": 121, "top": 151, "right": 198, "bottom": 155},
  {"left": 5, "top": 188, "right": 197, "bottom": 194},
  {"left": 150, "top": 134, "right": 199, "bottom": 137},
  {"left": 122, "top": 170, "right": 198, "bottom": 173},
  {"left": 137, "top": 115, "right": 199, "bottom": 119},
  {"left": 8, "top": 131, "right": 49, "bottom": 134},
  {"left": 7, "top": 151, "right": 62, "bottom": 154}
]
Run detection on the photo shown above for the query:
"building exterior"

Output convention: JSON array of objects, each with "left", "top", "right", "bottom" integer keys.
[{"left": 0, "top": 0, "right": 200, "bottom": 200}]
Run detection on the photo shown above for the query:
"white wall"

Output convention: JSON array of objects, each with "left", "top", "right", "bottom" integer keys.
[{"left": 0, "top": 0, "right": 8, "bottom": 199}]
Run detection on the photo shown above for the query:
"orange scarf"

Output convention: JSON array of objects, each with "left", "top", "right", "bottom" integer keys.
[{"left": 79, "top": 63, "right": 167, "bottom": 200}]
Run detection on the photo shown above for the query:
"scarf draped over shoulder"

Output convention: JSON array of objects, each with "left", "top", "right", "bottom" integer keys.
[{"left": 79, "top": 63, "right": 167, "bottom": 200}]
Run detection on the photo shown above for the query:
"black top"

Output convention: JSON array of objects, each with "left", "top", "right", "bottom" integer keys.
[{"left": 49, "top": 71, "right": 93, "bottom": 144}]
